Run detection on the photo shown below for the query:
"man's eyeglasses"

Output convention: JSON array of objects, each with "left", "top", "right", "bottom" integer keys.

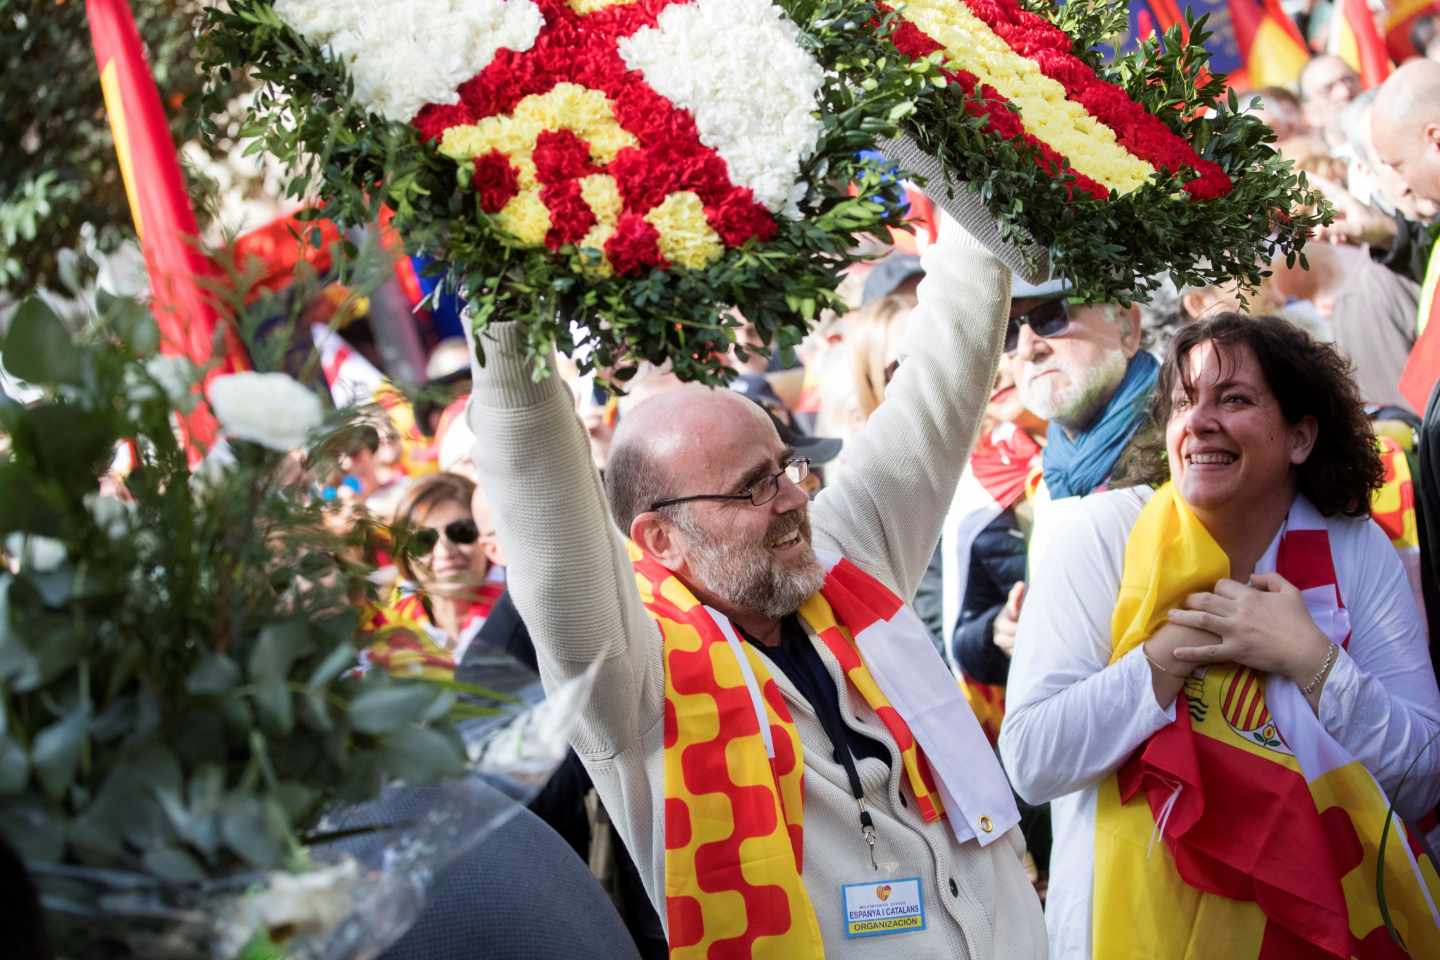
[
  {"left": 650, "top": 458, "right": 810, "bottom": 511},
  {"left": 408, "top": 518, "right": 480, "bottom": 556},
  {"left": 1004, "top": 299, "right": 1071, "bottom": 353}
]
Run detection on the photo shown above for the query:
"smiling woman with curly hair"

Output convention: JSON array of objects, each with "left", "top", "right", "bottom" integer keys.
[
  {"left": 999, "top": 312, "right": 1440, "bottom": 958},
  {"left": 1121, "top": 312, "right": 1385, "bottom": 515}
]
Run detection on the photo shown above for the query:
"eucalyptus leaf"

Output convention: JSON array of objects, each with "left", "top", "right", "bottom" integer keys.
[
  {"left": 18, "top": 403, "right": 118, "bottom": 496},
  {"left": 32, "top": 705, "right": 90, "bottom": 800},
  {"left": 142, "top": 845, "right": 207, "bottom": 884},
  {"left": 109, "top": 298, "right": 159, "bottom": 355},
  {"left": 247, "top": 617, "right": 312, "bottom": 682},
  {"left": 273, "top": 781, "right": 320, "bottom": 822},
  {"left": 187, "top": 654, "right": 241, "bottom": 696},
  {"left": 220, "top": 794, "right": 285, "bottom": 868},
  {"left": 0, "top": 462, "right": 61, "bottom": 538},
  {"left": 348, "top": 683, "right": 441, "bottom": 735},
  {"left": 376, "top": 726, "right": 466, "bottom": 783},
  {"left": 31, "top": 619, "right": 85, "bottom": 684},
  {"left": 252, "top": 677, "right": 294, "bottom": 736},
  {"left": 306, "top": 640, "right": 357, "bottom": 690},
  {"left": 0, "top": 798, "right": 66, "bottom": 863},
  {"left": 3, "top": 297, "right": 80, "bottom": 385},
  {"left": 0, "top": 735, "right": 28, "bottom": 795}
]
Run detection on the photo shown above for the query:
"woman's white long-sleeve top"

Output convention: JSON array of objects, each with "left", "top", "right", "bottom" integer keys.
[{"left": 999, "top": 485, "right": 1440, "bottom": 960}]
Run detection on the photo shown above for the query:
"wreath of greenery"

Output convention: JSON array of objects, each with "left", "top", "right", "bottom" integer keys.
[
  {"left": 198, "top": 1, "right": 928, "bottom": 386},
  {"left": 876, "top": 0, "right": 1329, "bottom": 304},
  {"left": 199, "top": 0, "right": 1326, "bottom": 383}
]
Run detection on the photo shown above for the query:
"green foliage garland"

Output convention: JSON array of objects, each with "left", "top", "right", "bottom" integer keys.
[{"left": 197, "top": 0, "right": 927, "bottom": 385}]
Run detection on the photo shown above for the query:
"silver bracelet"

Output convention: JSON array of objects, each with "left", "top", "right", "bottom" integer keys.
[{"left": 1302, "top": 643, "right": 1338, "bottom": 696}]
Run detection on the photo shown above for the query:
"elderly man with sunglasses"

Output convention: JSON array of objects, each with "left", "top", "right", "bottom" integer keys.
[
  {"left": 1006, "top": 280, "right": 1156, "bottom": 569},
  {"left": 464, "top": 213, "right": 1047, "bottom": 960}
]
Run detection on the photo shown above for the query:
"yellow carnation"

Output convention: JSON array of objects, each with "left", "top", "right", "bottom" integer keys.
[{"left": 645, "top": 192, "right": 724, "bottom": 270}]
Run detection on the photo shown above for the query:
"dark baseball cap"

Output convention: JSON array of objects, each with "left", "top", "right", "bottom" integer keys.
[{"left": 731, "top": 376, "right": 843, "bottom": 465}]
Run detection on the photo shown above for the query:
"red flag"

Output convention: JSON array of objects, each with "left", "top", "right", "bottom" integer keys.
[
  {"left": 1384, "top": 0, "right": 1440, "bottom": 62},
  {"left": 1399, "top": 291, "right": 1440, "bottom": 414},
  {"left": 1330, "top": 0, "right": 1393, "bottom": 88},
  {"left": 87, "top": 0, "right": 248, "bottom": 452},
  {"left": 1227, "top": 0, "right": 1311, "bottom": 89}
]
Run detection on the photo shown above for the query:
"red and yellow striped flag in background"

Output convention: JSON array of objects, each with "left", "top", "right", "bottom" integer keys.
[
  {"left": 1384, "top": 0, "right": 1440, "bottom": 62},
  {"left": 1329, "top": 0, "right": 1393, "bottom": 88},
  {"left": 86, "top": 0, "right": 248, "bottom": 452},
  {"left": 1228, "top": 0, "right": 1312, "bottom": 89}
]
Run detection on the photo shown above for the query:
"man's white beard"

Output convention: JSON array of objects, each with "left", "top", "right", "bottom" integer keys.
[
  {"left": 674, "top": 508, "right": 826, "bottom": 619},
  {"left": 1020, "top": 348, "right": 1128, "bottom": 430}
]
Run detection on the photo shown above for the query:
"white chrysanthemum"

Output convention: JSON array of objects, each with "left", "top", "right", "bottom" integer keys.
[
  {"left": 207, "top": 373, "right": 325, "bottom": 452},
  {"left": 617, "top": 0, "right": 825, "bottom": 217},
  {"left": 274, "top": 0, "right": 544, "bottom": 123}
]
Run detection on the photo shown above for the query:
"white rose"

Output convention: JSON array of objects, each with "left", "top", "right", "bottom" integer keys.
[{"left": 207, "top": 373, "right": 325, "bottom": 452}]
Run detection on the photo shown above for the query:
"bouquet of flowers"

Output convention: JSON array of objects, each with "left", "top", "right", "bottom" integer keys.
[
  {"left": 199, "top": 0, "right": 1323, "bottom": 380},
  {"left": 0, "top": 278, "right": 589, "bottom": 957}
]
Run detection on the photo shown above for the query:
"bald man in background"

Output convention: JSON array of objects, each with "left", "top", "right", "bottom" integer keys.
[
  {"left": 1374, "top": 60, "right": 1440, "bottom": 208},
  {"left": 463, "top": 215, "right": 1047, "bottom": 958},
  {"left": 1369, "top": 60, "right": 1440, "bottom": 289}
]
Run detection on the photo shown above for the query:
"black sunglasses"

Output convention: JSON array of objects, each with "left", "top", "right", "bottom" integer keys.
[
  {"left": 407, "top": 518, "right": 480, "bottom": 556},
  {"left": 1004, "top": 299, "right": 1071, "bottom": 353}
]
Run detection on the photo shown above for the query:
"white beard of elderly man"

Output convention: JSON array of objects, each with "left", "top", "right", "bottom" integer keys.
[{"left": 464, "top": 214, "right": 1047, "bottom": 960}]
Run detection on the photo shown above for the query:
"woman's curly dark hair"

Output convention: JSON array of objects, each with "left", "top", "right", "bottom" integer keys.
[{"left": 1120, "top": 312, "right": 1383, "bottom": 517}]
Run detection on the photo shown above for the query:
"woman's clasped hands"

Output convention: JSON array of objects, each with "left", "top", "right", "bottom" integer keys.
[{"left": 1165, "top": 573, "right": 1334, "bottom": 687}]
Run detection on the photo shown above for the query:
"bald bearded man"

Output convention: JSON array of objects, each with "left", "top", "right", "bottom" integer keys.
[{"left": 464, "top": 216, "right": 1046, "bottom": 959}]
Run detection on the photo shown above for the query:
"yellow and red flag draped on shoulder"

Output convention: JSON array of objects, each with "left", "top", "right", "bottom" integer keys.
[
  {"left": 1093, "top": 485, "right": 1440, "bottom": 959},
  {"left": 86, "top": 0, "right": 249, "bottom": 454}
]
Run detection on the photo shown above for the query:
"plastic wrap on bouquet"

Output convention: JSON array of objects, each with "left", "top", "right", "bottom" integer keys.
[{"left": 26, "top": 667, "right": 598, "bottom": 960}]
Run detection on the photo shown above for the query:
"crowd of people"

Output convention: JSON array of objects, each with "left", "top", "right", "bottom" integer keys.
[{"left": 13, "top": 26, "right": 1440, "bottom": 960}]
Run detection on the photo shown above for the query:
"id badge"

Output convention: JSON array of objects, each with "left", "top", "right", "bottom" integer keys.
[{"left": 840, "top": 876, "right": 926, "bottom": 938}]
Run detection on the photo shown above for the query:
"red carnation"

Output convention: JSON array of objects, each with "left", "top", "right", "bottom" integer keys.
[
  {"left": 533, "top": 129, "right": 598, "bottom": 185},
  {"left": 412, "top": 102, "right": 475, "bottom": 143},
  {"left": 541, "top": 180, "right": 598, "bottom": 249},
  {"left": 708, "top": 192, "right": 777, "bottom": 247},
  {"left": 605, "top": 213, "right": 665, "bottom": 276},
  {"left": 472, "top": 150, "right": 521, "bottom": 214}
]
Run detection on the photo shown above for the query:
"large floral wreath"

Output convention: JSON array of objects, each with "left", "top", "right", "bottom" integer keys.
[{"left": 200, "top": 0, "right": 1322, "bottom": 381}]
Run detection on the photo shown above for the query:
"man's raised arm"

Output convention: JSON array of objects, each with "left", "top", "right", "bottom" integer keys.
[
  {"left": 464, "top": 323, "right": 661, "bottom": 758},
  {"left": 811, "top": 216, "right": 1011, "bottom": 600}
]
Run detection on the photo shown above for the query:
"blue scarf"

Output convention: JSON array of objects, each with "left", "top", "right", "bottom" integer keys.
[{"left": 1042, "top": 352, "right": 1159, "bottom": 499}]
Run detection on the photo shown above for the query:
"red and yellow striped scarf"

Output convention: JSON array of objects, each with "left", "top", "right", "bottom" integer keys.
[
  {"left": 361, "top": 577, "right": 506, "bottom": 681},
  {"left": 1093, "top": 484, "right": 1440, "bottom": 958},
  {"left": 629, "top": 542, "right": 945, "bottom": 959}
]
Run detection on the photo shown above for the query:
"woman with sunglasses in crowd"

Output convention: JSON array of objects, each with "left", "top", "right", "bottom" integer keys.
[
  {"left": 999, "top": 313, "right": 1440, "bottom": 958},
  {"left": 360, "top": 472, "right": 506, "bottom": 680}
]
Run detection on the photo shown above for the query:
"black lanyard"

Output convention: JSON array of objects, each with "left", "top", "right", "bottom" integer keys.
[{"left": 749, "top": 620, "right": 881, "bottom": 870}]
